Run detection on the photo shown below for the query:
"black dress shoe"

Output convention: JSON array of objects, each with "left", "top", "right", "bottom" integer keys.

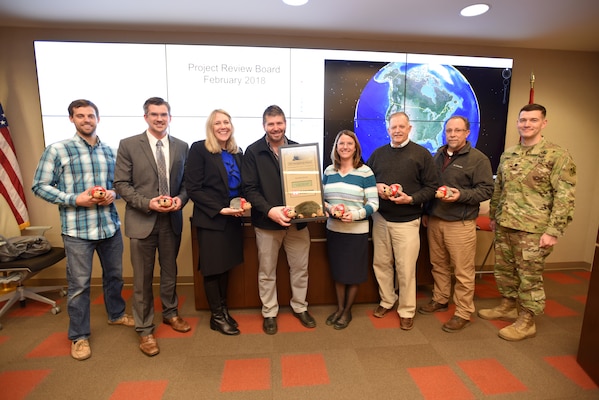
[
  {"left": 293, "top": 311, "right": 316, "bottom": 328},
  {"left": 263, "top": 317, "right": 277, "bottom": 335},
  {"left": 326, "top": 311, "right": 342, "bottom": 326},
  {"left": 334, "top": 312, "right": 352, "bottom": 330}
]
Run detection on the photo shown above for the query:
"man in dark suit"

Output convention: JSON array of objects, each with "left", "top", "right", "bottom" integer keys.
[{"left": 114, "top": 97, "right": 190, "bottom": 357}]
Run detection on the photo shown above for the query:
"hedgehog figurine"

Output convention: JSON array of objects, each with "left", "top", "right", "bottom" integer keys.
[
  {"left": 435, "top": 186, "right": 455, "bottom": 199},
  {"left": 90, "top": 185, "right": 107, "bottom": 199},
  {"left": 158, "top": 195, "right": 173, "bottom": 207},
  {"left": 283, "top": 206, "right": 297, "bottom": 218},
  {"left": 229, "top": 197, "right": 252, "bottom": 210},
  {"left": 382, "top": 183, "right": 403, "bottom": 198},
  {"left": 330, "top": 204, "right": 346, "bottom": 219},
  {"left": 294, "top": 201, "right": 324, "bottom": 219}
]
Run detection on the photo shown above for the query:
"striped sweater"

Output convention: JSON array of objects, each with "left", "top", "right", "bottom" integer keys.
[{"left": 322, "top": 164, "right": 379, "bottom": 234}]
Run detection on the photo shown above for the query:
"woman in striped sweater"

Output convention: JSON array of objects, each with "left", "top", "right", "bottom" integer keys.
[{"left": 322, "top": 130, "right": 379, "bottom": 329}]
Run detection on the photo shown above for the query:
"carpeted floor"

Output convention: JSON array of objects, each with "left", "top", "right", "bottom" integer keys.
[{"left": 1, "top": 269, "right": 597, "bottom": 400}]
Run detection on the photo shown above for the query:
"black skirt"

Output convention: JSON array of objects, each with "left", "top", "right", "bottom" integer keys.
[
  {"left": 197, "top": 217, "right": 243, "bottom": 277},
  {"left": 326, "top": 229, "right": 369, "bottom": 285}
]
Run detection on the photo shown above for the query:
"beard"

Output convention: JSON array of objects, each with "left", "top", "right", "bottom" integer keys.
[{"left": 76, "top": 124, "right": 96, "bottom": 137}]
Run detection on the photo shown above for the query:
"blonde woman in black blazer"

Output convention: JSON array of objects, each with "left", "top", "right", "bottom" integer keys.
[{"left": 185, "top": 109, "right": 245, "bottom": 335}]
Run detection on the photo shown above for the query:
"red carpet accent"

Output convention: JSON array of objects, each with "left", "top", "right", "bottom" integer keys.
[
  {"left": 478, "top": 274, "right": 496, "bottom": 284},
  {"left": 109, "top": 380, "right": 169, "bottom": 400},
  {"left": 92, "top": 288, "right": 133, "bottom": 305},
  {"left": 0, "top": 369, "right": 51, "bottom": 400},
  {"left": 573, "top": 294, "right": 587, "bottom": 304},
  {"left": 545, "top": 272, "right": 582, "bottom": 284},
  {"left": 0, "top": 335, "right": 8, "bottom": 345},
  {"left": 281, "top": 353, "right": 329, "bottom": 387},
  {"left": 474, "top": 283, "right": 501, "bottom": 299},
  {"left": 220, "top": 358, "right": 271, "bottom": 391},
  {"left": 408, "top": 365, "right": 474, "bottom": 400},
  {"left": 155, "top": 316, "right": 199, "bottom": 338},
  {"left": 544, "top": 355, "right": 599, "bottom": 390},
  {"left": 572, "top": 271, "right": 591, "bottom": 281},
  {"left": 544, "top": 299, "right": 578, "bottom": 317},
  {"left": 232, "top": 313, "right": 269, "bottom": 334},
  {"left": 26, "top": 331, "right": 70, "bottom": 358},
  {"left": 368, "top": 309, "right": 399, "bottom": 329},
  {"left": 458, "top": 358, "right": 527, "bottom": 395}
]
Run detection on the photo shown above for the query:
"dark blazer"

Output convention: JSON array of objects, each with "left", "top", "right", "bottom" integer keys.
[
  {"left": 114, "top": 132, "right": 189, "bottom": 239},
  {"left": 186, "top": 140, "right": 243, "bottom": 231},
  {"left": 242, "top": 135, "right": 306, "bottom": 231}
]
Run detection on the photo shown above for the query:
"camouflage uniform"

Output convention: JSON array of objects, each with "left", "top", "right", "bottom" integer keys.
[{"left": 490, "top": 137, "right": 576, "bottom": 315}]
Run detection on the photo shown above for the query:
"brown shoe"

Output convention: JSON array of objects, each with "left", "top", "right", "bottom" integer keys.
[
  {"left": 373, "top": 305, "right": 391, "bottom": 318},
  {"left": 400, "top": 317, "right": 414, "bottom": 330},
  {"left": 163, "top": 316, "right": 191, "bottom": 333},
  {"left": 418, "top": 300, "right": 448, "bottom": 315},
  {"left": 139, "top": 334, "right": 160, "bottom": 356},
  {"left": 108, "top": 313, "right": 135, "bottom": 327},
  {"left": 71, "top": 339, "right": 91, "bottom": 361},
  {"left": 442, "top": 315, "right": 471, "bottom": 333}
]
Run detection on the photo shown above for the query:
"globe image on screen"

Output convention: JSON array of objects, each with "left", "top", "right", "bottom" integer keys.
[{"left": 355, "top": 62, "right": 480, "bottom": 161}]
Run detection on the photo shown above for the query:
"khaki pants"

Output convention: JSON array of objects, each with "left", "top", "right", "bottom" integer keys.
[
  {"left": 254, "top": 225, "right": 310, "bottom": 317},
  {"left": 371, "top": 212, "right": 420, "bottom": 318},
  {"left": 427, "top": 217, "right": 477, "bottom": 320}
]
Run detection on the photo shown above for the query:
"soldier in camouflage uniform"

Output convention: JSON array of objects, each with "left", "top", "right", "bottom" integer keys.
[{"left": 478, "top": 103, "right": 576, "bottom": 341}]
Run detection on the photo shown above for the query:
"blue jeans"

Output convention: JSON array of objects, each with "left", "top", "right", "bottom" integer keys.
[{"left": 63, "top": 229, "right": 126, "bottom": 341}]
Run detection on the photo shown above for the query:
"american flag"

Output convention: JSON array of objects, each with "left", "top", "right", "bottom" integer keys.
[{"left": 0, "top": 103, "right": 30, "bottom": 229}]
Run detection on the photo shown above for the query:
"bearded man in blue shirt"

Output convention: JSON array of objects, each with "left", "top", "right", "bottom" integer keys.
[{"left": 32, "top": 99, "right": 133, "bottom": 361}]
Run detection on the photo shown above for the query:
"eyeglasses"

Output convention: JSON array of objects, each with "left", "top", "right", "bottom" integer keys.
[{"left": 444, "top": 128, "right": 468, "bottom": 134}]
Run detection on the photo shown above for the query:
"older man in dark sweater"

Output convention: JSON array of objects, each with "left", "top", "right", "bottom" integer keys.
[{"left": 366, "top": 112, "right": 438, "bottom": 331}]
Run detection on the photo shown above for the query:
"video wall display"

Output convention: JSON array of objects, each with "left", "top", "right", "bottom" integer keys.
[{"left": 34, "top": 41, "right": 512, "bottom": 171}]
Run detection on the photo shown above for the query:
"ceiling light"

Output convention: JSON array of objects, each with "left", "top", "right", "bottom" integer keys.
[
  {"left": 283, "top": 0, "right": 309, "bottom": 6},
  {"left": 460, "top": 4, "right": 490, "bottom": 17}
]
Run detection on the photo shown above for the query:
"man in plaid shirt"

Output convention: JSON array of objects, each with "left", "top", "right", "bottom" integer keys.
[{"left": 32, "top": 99, "right": 134, "bottom": 361}]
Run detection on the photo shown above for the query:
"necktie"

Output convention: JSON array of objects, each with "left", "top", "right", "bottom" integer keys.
[{"left": 156, "top": 140, "right": 169, "bottom": 195}]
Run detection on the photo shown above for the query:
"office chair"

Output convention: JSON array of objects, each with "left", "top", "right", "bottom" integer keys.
[
  {"left": 0, "top": 227, "right": 66, "bottom": 330},
  {"left": 475, "top": 215, "right": 495, "bottom": 277}
]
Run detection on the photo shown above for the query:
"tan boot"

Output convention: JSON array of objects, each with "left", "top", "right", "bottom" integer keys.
[
  {"left": 478, "top": 298, "right": 518, "bottom": 321},
  {"left": 498, "top": 310, "right": 536, "bottom": 341}
]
